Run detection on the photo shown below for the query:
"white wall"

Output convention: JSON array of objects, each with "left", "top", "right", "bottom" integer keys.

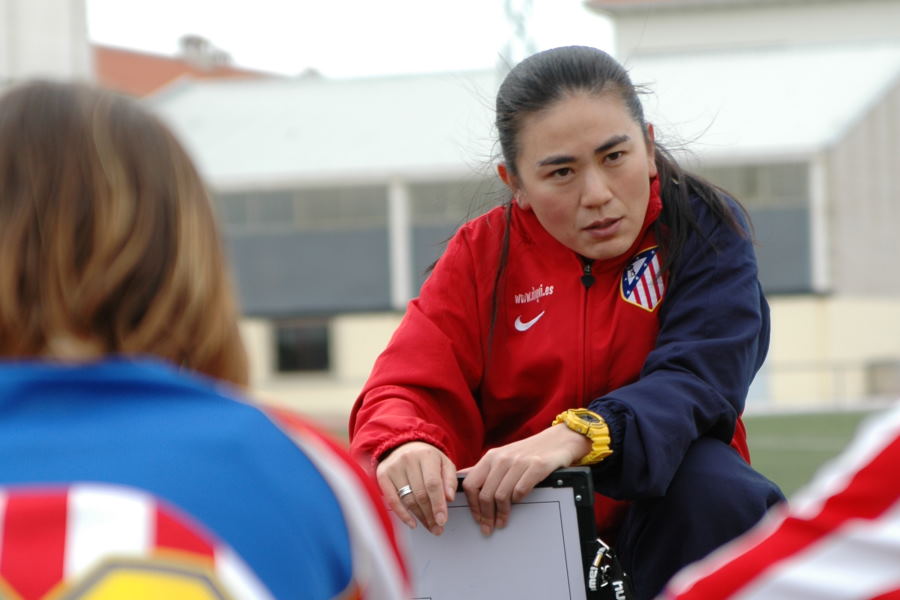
[
  {"left": 767, "top": 295, "right": 900, "bottom": 408},
  {"left": 609, "top": 0, "right": 900, "bottom": 59},
  {"left": 0, "top": 0, "right": 92, "bottom": 82},
  {"left": 241, "top": 313, "right": 403, "bottom": 433},
  {"left": 826, "top": 78, "right": 900, "bottom": 295},
  {"left": 242, "top": 295, "right": 900, "bottom": 426}
]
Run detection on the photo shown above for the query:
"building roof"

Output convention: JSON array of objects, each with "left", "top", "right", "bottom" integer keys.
[
  {"left": 149, "top": 69, "right": 500, "bottom": 189},
  {"left": 629, "top": 41, "right": 900, "bottom": 164},
  {"left": 94, "top": 44, "right": 273, "bottom": 97},
  {"left": 587, "top": 0, "right": 791, "bottom": 12},
  {"left": 149, "top": 41, "right": 900, "bottom": 187}
]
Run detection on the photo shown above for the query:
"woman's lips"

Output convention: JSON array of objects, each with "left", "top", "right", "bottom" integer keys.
[{"left": 584, "top": 217, "right": 622, "bottom": 239}]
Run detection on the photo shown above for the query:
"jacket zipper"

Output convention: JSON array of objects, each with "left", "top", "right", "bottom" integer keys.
[
  {"left": 579, "top": 258, "right": 595, "bottom": 407},
  {"left": 581, "top": 260, "right": 596, "bottom": 290}
]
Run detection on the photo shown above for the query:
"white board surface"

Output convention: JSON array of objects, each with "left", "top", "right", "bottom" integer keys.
[{"left": 396, "top": 485, "right": 587, "bottom": 600}]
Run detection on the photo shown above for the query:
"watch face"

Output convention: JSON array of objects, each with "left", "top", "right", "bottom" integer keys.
[{"left": 579, "top": 412, "right": 601, "bottom": 424}]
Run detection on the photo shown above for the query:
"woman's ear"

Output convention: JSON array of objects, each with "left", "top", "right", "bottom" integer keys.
[
  {"left": 497, "top": 163, "right": 529, "bottom": 209},
  {"left": 497, "top": 163, "right": 513, "bottom": 188}
]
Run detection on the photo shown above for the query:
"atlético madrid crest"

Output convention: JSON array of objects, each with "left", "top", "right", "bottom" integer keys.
[{"left": 621, "top": 247, "right": 665, "bottom": 312}]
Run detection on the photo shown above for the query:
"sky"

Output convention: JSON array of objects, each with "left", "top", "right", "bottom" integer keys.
[{"left": 86, "top": 0, "right": 614, "bottom": 78}]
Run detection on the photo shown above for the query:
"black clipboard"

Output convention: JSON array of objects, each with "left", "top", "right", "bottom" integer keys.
[
  {"left": 541, "top": 468, "right": 632, "bottom": 600},
  {"left": 535, "top": 468, "right": 632, "bottom": 600}
]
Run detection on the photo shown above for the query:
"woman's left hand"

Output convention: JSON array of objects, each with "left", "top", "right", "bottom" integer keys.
[{"left": 461, "top": 424, "right": 591, "bottom": 535}]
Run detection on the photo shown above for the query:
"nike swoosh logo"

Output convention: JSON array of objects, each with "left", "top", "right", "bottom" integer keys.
[{"left": 514, "top": 311, "right": 545, "bottom": 332}]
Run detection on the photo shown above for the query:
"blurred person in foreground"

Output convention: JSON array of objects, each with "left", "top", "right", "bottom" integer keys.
[
  {"left": 0, "top": 80, "right": 407, "bottom": 600},
  {"left": 660, "top": 401, "right": 900, "bottom": 599}
]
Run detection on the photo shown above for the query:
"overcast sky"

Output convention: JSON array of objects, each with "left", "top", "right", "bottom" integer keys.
[{"left": 86, "top": 0, "right": 614, "bottom": 78}]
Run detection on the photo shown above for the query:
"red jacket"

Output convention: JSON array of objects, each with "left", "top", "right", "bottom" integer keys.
[{"left": 350, "top": 181, "right": 766, "bottom": 535}]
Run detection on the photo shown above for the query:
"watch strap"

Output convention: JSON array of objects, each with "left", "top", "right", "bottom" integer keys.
[{"left": 552, "top": 408, "right": 613, "bottom": 466}]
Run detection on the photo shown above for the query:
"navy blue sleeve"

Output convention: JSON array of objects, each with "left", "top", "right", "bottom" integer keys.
[{"left": 589, "top": 196, "right": 769, "bottom": 499}]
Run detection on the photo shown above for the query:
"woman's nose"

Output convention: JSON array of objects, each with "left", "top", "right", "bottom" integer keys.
[{"left": 580, "top": 167, "right": 613, "bottom": 208}]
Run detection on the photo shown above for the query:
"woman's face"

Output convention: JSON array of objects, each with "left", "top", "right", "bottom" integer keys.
[{"left": 505, "top": 91, "right": 657, "bottom": 261}]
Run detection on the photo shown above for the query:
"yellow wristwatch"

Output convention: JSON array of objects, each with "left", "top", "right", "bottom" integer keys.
[{"left": 552, "top": 408, "right": 613, "bottom": 466}]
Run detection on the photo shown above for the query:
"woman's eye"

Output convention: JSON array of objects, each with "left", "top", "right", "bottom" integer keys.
[{"left": 605, "top": 151, "right": 625, "bottom": 163}]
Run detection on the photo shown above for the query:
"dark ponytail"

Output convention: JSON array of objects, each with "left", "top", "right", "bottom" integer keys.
[
  {"left": 652, "top": 146, "right": 751, "bottom": 274},
  {"left": 495, "top": 45, "right": 751, "bottom": 278}
]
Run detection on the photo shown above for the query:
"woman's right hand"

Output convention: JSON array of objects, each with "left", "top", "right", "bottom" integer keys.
[{"left": 376, "top": 441, "right": 457, "bottom": 536}]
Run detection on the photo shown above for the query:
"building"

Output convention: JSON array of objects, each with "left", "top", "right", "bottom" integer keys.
[
  {"left": 94, "top": 36, "right": 274, "bottom": 97},
  {"left": 149, "top": 0, "right": 900, "bottom": 424},
  {"left": 150, "top": 70, "right": 503, "bottom": 428},
  {"left": 0, "top": 0, "right": 273, "bottom": 97},
  {"left": 6, "top": 0, "right": 897, "bottom": 426},
  {"left": 150, "top": 0, "right": 900, "bottom": 425}
]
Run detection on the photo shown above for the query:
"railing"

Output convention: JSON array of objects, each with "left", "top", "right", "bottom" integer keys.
[{"left": 748, "top": 359, "right": 900, "bottom": 413}]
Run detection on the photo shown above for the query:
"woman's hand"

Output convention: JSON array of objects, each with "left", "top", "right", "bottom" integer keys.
[
  {"left": 461, "top": 424, "right": 591, "bottom": 535},
  {"left": 376, "top": 441, "right": 457, "bottom": 535}
]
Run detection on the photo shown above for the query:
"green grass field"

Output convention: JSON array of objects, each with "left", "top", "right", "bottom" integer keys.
[{"left": 744, "top": 408, "right": 880, "bottom": 497}]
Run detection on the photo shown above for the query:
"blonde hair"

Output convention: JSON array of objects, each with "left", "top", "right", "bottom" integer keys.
[{"left": 0, "top": 81, "right": 248, "bottom": 386}]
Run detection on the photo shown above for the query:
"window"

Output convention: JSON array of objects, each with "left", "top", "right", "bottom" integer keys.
[
  {"left": 696, "top": 163, "right": 809, "bottom": 208},
  {"left": 294, "top": 186, "right": 386, "bottom": 229},
  {"left": 215, "top": 193, "right": 250, "bottom": 227},
  {"left": 409, "top": 178, "right": 506, "bottom": 226},
  {"left": 215, "top": 185, "right": 387, "bottom": 233},
  {"left": 275, "top": 320, "right": 330, "bottom": 373}
]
